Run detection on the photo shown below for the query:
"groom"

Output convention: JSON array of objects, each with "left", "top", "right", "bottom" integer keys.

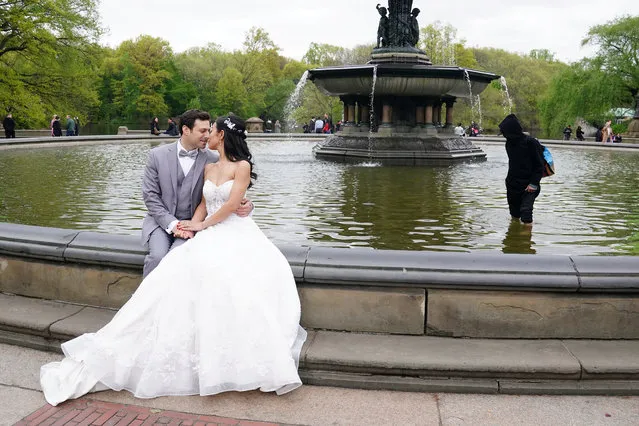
[{"left": 141, "top": 109, "right": 252, "bottom": 277}]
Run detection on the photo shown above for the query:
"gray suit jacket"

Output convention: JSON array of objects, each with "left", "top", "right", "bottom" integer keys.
[{"left": 141, "top": 141, "right": 219, "bottom": 247}]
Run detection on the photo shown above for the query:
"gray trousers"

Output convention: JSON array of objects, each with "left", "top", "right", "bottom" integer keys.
[{"left": 143, "top": 227, "right": 189, "bottom": 278}]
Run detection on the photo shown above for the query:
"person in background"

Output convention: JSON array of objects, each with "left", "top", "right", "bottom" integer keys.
[
  {"left": 563, "top": 125, "right": 572, "bottom": 141},
  {"left": 52, "top": 116, "right": 62, "bottom": 137},
  {"left": 65, "top": 115, "right": 76, "bottom": 136},
  {"left": 499, "top": 114, "right": 544, "bottom": 228},
  {"left": 74, "top": 117, "right": 80, "bottom": 136},
  {"left": 602, "top": 120, "right": 613, "bottom": 143},
  {"left": 164, "top": 118, "right": 179, "bottom": 136},
  {"left": 614, "top": 133, "right": 623, "bottom": 143},
  {"left": 150, "top": 117, "right": 161, "bottom": 135},
  {"left": 3, "top": 113, "right": 16, "bottom": 138},
  {"left": 576, "top": 126, "right": 584, "bottom": 141},
  {"left": 274, "top": 120, "right": 282, "bottom": 133},
  {"left": 314, "top": 117, "right": 324, "bottom": 134},
  {"left": 454, "top": 122, "right": 465, "bottom": 137}
]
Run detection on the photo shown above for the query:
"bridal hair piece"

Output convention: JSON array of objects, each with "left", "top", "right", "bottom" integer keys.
[{"left": 221, "top": 116, "right": 247, "bottom": 138}]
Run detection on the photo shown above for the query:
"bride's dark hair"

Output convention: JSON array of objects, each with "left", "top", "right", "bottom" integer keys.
[{"left": 215, "top": 115, "right": 257, "bottom": 188}]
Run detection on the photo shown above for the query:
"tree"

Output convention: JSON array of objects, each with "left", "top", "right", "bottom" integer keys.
[
  {"left": 102, "top": 36, "right": 173, "bottom": 122},
  {"left": 582, "top": 15, "right": 639, "bottom": 109},
  {"left": 529, "top": 49, "right": 557, "bottom": 62},
  {"left": 214, "top": 67, "right": 249, "bottom": 117},
  {"left": 303, "top": 43, "right": 346, "bottom": 67},
  {"left": 173, "top": 44, "right": 233, "bottom": 113},
  {"left": 0, "top": 0, "right": 103, "bottom": 127},
  {"left": 472, "top": 47, "right": 566, "bottom": 133},
  {"left": 539, "top": 58, "right": 630, "bottom": 137}
]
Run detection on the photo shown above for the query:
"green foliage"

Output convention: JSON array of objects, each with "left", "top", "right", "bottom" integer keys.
[
  {"left": 472, "top": 47, "right": 566, "bottom": 134},
  {"left": 582, "top": 15, "right": 639, "bottom": 92},
  {"left": 5, "top": 10, "right": 637, "bottom": 136},
  {"left": 529, "top": 49, "right": 557, "bottom": 62},
  {"left": 97, "top": 35, "right": 173, "bottom": 123},
  {"left": 0, "top": 0, "right": 103, "bottom": 127},
  {"left": 612, "top": 122, "right": 629, "bottom": 134},
  {"left": 302, "top": 43, "right": 346, "bottom": 66},
  {"left": 214, "top": 67, "right": 250, "bottom": 117},
  {"left": 539, "top": 59, "right": 630, "bottom": 137},
  {"left": 538, "top": 15, "right": 639, "bottom": 138}
]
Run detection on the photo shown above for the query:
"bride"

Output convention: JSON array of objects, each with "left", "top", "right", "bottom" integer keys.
[{"left": 40, "top": 115, "right": 307, "bottom": 406}]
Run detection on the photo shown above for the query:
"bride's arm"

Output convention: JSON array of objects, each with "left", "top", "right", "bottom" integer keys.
[{"left": 182, "top": 161, "right": 251, "bottom": 231}]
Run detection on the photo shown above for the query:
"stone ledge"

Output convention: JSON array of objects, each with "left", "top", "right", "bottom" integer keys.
[
  {"left": 64, "top": 232, "right": 145, "bottom": 268},
  {"left": 2, "top": 223, "right": 639, "bottom": 293},
  {"left": 498, "top": 380, "right": 639, "bottom": 396},
  {"left": 49, "top": 306, "right": 116, "bottom": 339},
  {"left": 300, "top": 370, "right": 499, "bottom": 394},
  {"left": 427, "top": 290, "right": 639, "bottom": 339},
  {"left": 299, "top": 285, "right": 425, "bottom": 335},
  {"left": 304, "top": 247, "right": 580, "bottom": 291},
  {"left": 563, "top": 341, "right": 639, "bottom": 379},
  {"left": 572, "top": 256, "right": 639, "bottom": 291},
  {"left": 0, "top": 293, "right": 83, "bottom": 334},
  {"left": 0, "top": 224, "right": 78, "bottom": 261},
  {"left": 2, "top": 294, "right": 639, "bottom": 394},
  {"left": 303, "top": 331, "right": 582, "bottom": 379}
]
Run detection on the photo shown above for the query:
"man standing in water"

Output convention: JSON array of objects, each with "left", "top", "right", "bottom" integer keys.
[{"left": 499, "top": 114, "right": 544, "bottom": 227}]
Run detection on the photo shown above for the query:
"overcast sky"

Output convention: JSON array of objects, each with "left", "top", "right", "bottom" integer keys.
[{"left": 98, "top": 0, "right": 639, "bottom": 63}]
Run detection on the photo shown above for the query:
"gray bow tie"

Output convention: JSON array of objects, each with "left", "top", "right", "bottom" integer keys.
[{"left": 179, "top": 149, "right": 198, "bottom": 159}]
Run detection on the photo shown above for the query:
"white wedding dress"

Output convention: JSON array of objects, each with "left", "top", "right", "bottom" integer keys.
[{"left": 40, "top": 180, "right": 307, "bottom": 406}]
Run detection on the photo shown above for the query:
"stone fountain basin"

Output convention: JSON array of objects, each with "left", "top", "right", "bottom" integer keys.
[{"left": 308, "top": 64, "right": 500, "bottom": 98}]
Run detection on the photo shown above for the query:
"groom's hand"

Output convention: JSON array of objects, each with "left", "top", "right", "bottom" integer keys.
[
  {"left": 236, "top": 198, "right": 253, "bottom": 217},
  {"left": 171, "top": 225, "right": 194, "bottom": 239}
]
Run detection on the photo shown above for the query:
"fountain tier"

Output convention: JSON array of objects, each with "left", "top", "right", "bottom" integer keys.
[{"left": 308, "top": 63, "right": 500, "bottom": 165}]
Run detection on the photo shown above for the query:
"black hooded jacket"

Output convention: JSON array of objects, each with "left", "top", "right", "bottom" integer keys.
[{"left": 499, "top": 114, "right": 544, "bottom": 189}]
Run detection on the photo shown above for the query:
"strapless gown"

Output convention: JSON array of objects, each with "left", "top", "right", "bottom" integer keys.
[{"left": 40, "top": 180, "right": 307, "bottom": 406}]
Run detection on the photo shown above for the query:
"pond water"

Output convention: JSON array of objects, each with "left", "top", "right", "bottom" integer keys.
[{"left": 1, "top": 140, "right": 638, "bottom": 255}]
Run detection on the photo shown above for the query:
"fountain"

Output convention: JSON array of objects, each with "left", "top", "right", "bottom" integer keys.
[{"left": 308, "top": 0, "right": 500, "bottom": 165}]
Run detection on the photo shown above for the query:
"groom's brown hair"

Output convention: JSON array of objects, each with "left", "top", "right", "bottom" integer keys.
[{"left": 178, "top": 110, "right": 211, "bottom": 135}]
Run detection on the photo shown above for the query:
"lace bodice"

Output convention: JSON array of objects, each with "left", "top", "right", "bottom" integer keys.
[{"left": 203, "top": 180, "right": 235, "bottom": 217}]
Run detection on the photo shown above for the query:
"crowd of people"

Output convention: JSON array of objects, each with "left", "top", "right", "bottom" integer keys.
[
  {"left": 562, "top": 121, "right": 624, "bottom": 143},
  {"left": 303, "top": 114, "right": 340, "bottom": 134},
  {"left": 47, "top": 115, "right": 81, "bottom": 137},
  {"left": 150, "top": 117, "right": 180, "bottom": 136}
]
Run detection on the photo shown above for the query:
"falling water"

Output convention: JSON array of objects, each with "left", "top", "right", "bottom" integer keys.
[
  {"left": 499, "top": 76, "right": 513, "bottom": 115},
  {"left": 283, "top": 70, "right": 309, "bottom": 134},
  {"left": 463, "top": 69, "right": 476, "bottom": 121},
  {"left": 475, "top": 95, "right": 483, "bottom": 129},
  {"left": 361, "top": 65, "right": 381, "bottom": 167}
]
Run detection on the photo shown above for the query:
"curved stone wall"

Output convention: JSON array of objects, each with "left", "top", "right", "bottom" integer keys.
[{"left": 1, "top": 223, "right": 638, "bottom": 339}]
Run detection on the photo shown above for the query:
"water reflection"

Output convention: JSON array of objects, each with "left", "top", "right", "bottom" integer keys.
[
  {"left": 502, "top": 220, "right": 536, "bottom": 255},
  {"left": 0, "top": 140, "right": 638, "bottom": 255}
]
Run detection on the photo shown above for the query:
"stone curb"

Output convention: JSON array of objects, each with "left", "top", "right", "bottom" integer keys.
[
  {"left": 2, "top": 223, "right": 639, "bottom": 292},
  {"left": 2, "top": 293, "right": 639, "bottom": 395}
]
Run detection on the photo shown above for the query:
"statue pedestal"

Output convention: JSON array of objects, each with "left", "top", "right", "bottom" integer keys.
[{"left": 371, "top": 47, "right": 431, "bottom": 65}]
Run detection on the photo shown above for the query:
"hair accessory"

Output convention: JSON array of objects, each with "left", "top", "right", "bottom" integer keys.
[{"left": 222, "top": 117, "right": 246, "bottom": 137}]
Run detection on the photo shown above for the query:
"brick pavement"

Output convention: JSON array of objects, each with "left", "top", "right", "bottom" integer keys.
[{"left": 14, "top": 399, "right": 289, "bottom": 426}]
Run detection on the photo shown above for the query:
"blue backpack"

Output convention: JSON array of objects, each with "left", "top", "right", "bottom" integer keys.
[{"left": 541, "top": 145, "right": 555, "bottom": 178}]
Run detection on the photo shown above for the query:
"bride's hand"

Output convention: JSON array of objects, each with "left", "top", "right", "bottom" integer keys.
[
  {"left": 178, "top": 221, "right": 205, "bottom": 232},
  {"left": 236, "top": 198, "right": 253, "bottom": 217}
]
